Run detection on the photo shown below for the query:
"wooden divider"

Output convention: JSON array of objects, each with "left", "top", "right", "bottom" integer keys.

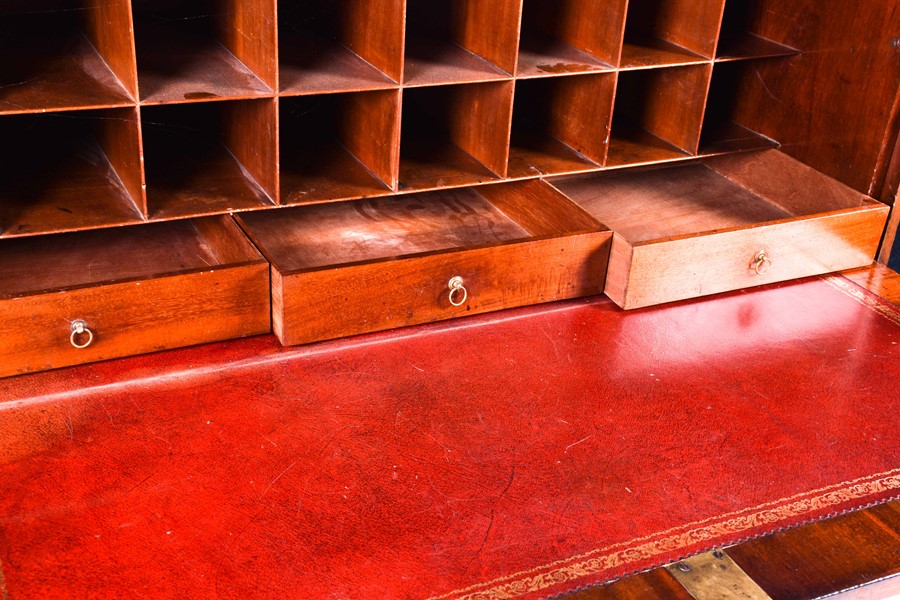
[{"left": 0, "top": 0, "right": 799, "bottom": 239}]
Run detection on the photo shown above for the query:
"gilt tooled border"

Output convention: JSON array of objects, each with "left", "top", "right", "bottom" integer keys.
[
  {"left": 432, "top": 468, "right": 900, "bottom": 600},
  {"left": 824, "top": 275, "right": 900, "bottom": 327}
]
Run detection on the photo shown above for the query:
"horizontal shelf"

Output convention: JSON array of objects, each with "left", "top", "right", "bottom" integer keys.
[
  {"left": 700, "top": 122, "right": 778, "bottom": 156},
  {"left": 507, "top": 133, "right": 600, "bottom": 178},
  {"left": 404, "top": 38, "right": 511, "bottom": 87},
  {"left": 606, "top": 127, "right": 692, "bottom": 168},
  {"left": 279, "top": 40, "right": 397, "bottom": 96},
  {"left": 137, "top": 34, "right": 273, "bottom": 105},
  {"left": 620, "top": 37, "right": 709, "bottom": 69},
  {"left": 0, "top": 13, "right": 134, "bottom": 115},
  {"left": 716, "top": 32, "right": 799, "bottom": 62},
  {"left": 517, "top": 34, "right": 615, "bottom": 78}
]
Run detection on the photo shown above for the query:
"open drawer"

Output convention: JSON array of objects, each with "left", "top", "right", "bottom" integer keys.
[
  {"left": 549, "top": 150, "right": 890, "bottom": 309},
  {"left": 0, "top": 216, "right": 270, "bottom": 377},
  {"left": 236, "top": 180, "right": 610, "bottom": 346}
]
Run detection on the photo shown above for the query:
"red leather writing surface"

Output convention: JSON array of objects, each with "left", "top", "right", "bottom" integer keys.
[{"left": 0, "top": 276, "right": 898, "bottom": 599}]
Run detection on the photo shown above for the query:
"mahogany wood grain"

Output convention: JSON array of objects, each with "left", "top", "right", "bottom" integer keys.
[
  {"left": 142, "top": 102, "right": 274, "bottom": 219},
  {"left": 456, "top": 0, "right": 521, "bottom": 76},
  {"left": 520, "top": 0, "right": 628, "bottom": 70},
  {"left": 726, "top": 0, "right": 900, "bottom": 196},
  {"left": 510, "top": 74, "right": 616, "bottom": 174},
  {"left": 404, "top": 1, "right": 516, "bottom": 85},
  {"left": 708, "top": 151, "right": 877, "bottom": 216},
  {"left": 221, "top": 0, "right": 277, "bottom": 91},
  {"left": 876, "top": 117, "right": 900, "bottom": 263},
  {"left": 278, "top": 0, "right": 402, "bottom": 94},
  {"left": 96, "top": 106, "right": 147, "bottom": 215},
  {"left": 477, "top": 179, "right": 601, "bottom": 237},
  {"left": 237, "top": 181, "right": 610, "bottom": 345},
  {"left": 564, "top": 568, "right": 694, "bottom": 600},
  {"left": 700, "top": 60, "right": 785, "bottom": 154},
  {"left": 842, "top": 264, "right": 900, "bottom": 306},
  {"left": 270, "top": 233, "right": 608, "bottom": 345},
  {"left": 0, "top": 216, "right": 270, "bottom": 377},
  {"left": 619, "top": 38, "right": 707, "bottom": 70},
  {"left": 0, "top": 13, "right": 134, "bottom": 115},
  {"left": 507, "top": 133, "right": 600, "bottom": 179},
  {"left": 237, "top": 188, "right": 531, "bottom": 272},
  {"left": 133, "top": 1, "right": 273, "bottom": 104},
  {"left": 715, "top": 1, "right": 799, "bottom": 61},
  {"left": 613, "top": 66, "right": 712, "bottom": 157},
  {"left": 222, "top": 98, "right": 279, "bottom": 203},
  {"left": 728, "top": 507, "right": 900, "bottom": 600},
  {"left": 0, "top": 109, "right": 144, "bottom": 238},
  {"left": 399, "top": 83, "right": 512, "bottom": 189},
  {"left": 605, "top": 126, "right": 691, "bottom": 169},
  {"left": 341, "top": 89, "right": 401, "bottom": 191},
  {"left": 448, "top": 82, "right": 514, "bottom": 178},
  {"left": 623, "top": 0, "right": 726, "bottom": 60},
  {"left": 84, "top": 0, "right": 139, "bottom": 98},
  {"left": 552, "top": 151, "right": 890, "bottom": 308}
]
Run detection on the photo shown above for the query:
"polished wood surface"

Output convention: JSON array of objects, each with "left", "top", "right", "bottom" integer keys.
[
  {"left": 238, "top": 181, "right": 610, "bottom": 345},
  {"left": 238, "top": 189, "right": 530, "bottom": 272},
  {"left": 727, "top": 0, "right": 900, "bottom": 196},
  {"left": 278, "top": 0, "right": 402, "bottom": 94},
  {"left": 842, "top": 264, "right": 900, "bottom": 305},
  {"left": 729, "top": 505, "right": 900, "bottom": 600},
  {"left": 552, "top": 151, "right": 890, "bottom": 309},
  {"left": 0, "top": 4, "right": 135, "bottom": 115},
  {"left": 564, "top": 501, "right": 900, "bottom": 600},
  {"left": 133, "top": 1, "right": 274, "bottom": 104},
  {"left": 0, "top": 216, "right": 270, "bottom": 377}
]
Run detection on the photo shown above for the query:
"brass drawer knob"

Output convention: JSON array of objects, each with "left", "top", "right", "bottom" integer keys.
[
  {"left": 751, "top": 250, "right": 772, "bottom": 275},
  {"left": 448, "top": 276, "right": 468, "bottom": 307},
  {"left": 70, "top": 320, "right": 94, "bottom": 349}
]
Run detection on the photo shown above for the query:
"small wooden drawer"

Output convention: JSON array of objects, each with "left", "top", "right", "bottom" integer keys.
[
  {"left": 0, "top": 216, "right": 270, "bottom": 377},
  {"left": 550, "top": 150, "right": 890, "bottom": 309},
  {"left": 236, "top": 180, "right": 610, "bottom": 346}
]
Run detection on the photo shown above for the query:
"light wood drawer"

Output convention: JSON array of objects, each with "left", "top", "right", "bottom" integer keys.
[
  {"left": 550, "top": 150, "right": 890, "bottom": 309},
  {"left": 0, "top": 217, "right": 270, "bottom": 377},
  {"left": 237, "top": 180, "right": 611, "bottom": 346}
]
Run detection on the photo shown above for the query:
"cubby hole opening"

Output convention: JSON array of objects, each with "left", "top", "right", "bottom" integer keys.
[
  {"left": 398, "top": 83, "right": 514, "bottom": 191},
  {"left": 279, "top": 0, "right": 403, "bottom": 95},
  {"left": 404, "top": 0, "right": 520, "bottom": 86},
  {"left": 132, "top": 0, "right": 275, "bottom": 104},
  {"left": 607, "top": 65, "right": 711, "bottom": 167},
  {"left": 0, "top": 0, "right": 136, "bottom": 114},
  {"left": 716, "top": 0, "right": 799, "bottom": 61},
  {"left": 280, "top": 91, "right": 399, "bottom": 204},
  {"left": 141, "top": 99, "right": 277, "bottom": 219},
  {"left": 700, "top": 61, "right": 781, "bottom": 155},
  {"left": 517, "top": 0, "right": 625, "bottom": 77},
  {"left": 620, "top": 0, "right": 725, "bottom": 68},
  {"left": 508, "top": 75, "right": 615, "bottom": 178},
  {"left": 0, "top": 108, "right": 144, "bottom": 237}
]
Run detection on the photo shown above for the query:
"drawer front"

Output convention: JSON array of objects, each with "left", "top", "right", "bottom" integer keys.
[
  {"left": 0, "top": 265, "right": 270, "bottom": 377},
  {"left": 274, "top": 232, "right": 610, "bottom": 346},
  {"left": 611, "top": 208, "right": 888, "bottom": 309}
]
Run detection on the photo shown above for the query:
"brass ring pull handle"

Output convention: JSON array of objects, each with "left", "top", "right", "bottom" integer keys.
[
  {"left": 448, "top": 276, "right": 468, "bottom": 307},
  {"left": 752, "top": 250, "right": 773, "bottom": 276},
  {"left": 70, "top": 320, "right": 94, "bottom": 349}
]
